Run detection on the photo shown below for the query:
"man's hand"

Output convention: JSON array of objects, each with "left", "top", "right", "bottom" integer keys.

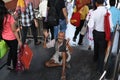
[
  {"left": 70, "top": 19, "right": 77, "bottom": 23},
  {"left": 66, "top": 38, "right": 73, "bottom": 53},
  {"left": 34, "top": 19, "right": 39, "bottom": 28},
  {"left": 66, "top": 38, "right": 70, "bottom": 45},
  {"left": 43, "top": 29, "right": 49, "bottom": 48}
]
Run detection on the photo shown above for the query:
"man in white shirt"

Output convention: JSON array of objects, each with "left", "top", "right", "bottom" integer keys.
[
  {"left": 88, "top": 0, "right": 113, "bottom": 74},
  {"left": 38, "top": 0, "right": 49, "bottom": 31}
]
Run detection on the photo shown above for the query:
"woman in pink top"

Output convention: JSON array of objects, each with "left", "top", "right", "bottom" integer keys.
[{"left": 0, "top": 0, "right": 22, "bottom": 71}]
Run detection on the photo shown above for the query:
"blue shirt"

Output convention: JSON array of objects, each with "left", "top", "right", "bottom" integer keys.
[{"left": 109, "top": 7, "right": 120, "bottom": 31}]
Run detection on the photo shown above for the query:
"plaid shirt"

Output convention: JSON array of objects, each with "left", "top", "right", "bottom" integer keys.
[{"left": 19, "top": 2, "right": 35, "bottom": 27}]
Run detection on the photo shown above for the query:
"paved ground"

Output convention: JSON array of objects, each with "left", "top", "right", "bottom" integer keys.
[{"left": 0, "top": 40, "right": 101, "bottom": 80}]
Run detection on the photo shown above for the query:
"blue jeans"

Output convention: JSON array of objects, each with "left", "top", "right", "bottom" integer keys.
[{"left": 54, "top": 19, "right": 67, "bottom": 39}]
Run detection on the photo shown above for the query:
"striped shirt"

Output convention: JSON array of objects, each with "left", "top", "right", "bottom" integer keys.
[{"left": 20, "top": 2, "right": 35, "bottom": 27}]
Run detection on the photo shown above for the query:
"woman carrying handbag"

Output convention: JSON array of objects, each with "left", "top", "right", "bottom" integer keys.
[{"left": 0, "top": 0, "right": 22, "bottom": 71}]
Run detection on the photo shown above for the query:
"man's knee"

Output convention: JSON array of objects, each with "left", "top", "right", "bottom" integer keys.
[
  {"left": 61, "top": 52, "right": 68, "bottom": 59},
  {"left": 61, "top": 52, "right": 71, "bottom": 63},
  {"left": 45, "top": 59, "right": 55, "bottom": 67}
]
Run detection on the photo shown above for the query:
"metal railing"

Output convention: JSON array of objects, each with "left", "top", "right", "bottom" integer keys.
[{"left": 99, "top": 24, "right": 120, "bottom": 80}]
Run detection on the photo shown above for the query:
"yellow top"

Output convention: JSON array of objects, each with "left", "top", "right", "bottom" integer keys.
[
  {"left": 72, "top": 5, "right": 89, "bottom": 20},
  {"left": 16, "top": 0, "right": 26, "bottom": 12},
  {"left": 17, "top": 0, "right": 26, "bottom": 8},
  {"left": 79, "top": 5, "right": 89, "bottom": 20}
]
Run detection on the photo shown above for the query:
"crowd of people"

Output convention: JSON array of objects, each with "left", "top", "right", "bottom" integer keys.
[{"left": 0, "top": 0, "right": 120, "bottom": 80}]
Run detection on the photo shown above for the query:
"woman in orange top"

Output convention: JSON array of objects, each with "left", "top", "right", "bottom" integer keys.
[{"left": 0, "top": 0, "right": 22, "bottom": 71}]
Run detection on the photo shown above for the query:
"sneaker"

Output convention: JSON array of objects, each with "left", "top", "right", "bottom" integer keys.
[
  {"left": 78, "top": 43, "right": 83, "bottom": 45},
  {"left": 88, "top": 46, "right": 91, "bottom": 50},
  {"left": 7, "top": 66, "right": 14, "bottom": 70},
  {"left": 73, "top": 38, "right": 76, "bottom": 42},
  {"left": 78, "top": 40, "right": 83, "bottom": 45}
]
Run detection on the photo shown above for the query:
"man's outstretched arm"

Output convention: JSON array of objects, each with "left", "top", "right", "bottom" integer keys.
[
  {"left": 66, "top": 39, "right": 73, "bottom": 53},
  {"left": 43, "top": 29, "right": 49, "bottom": 48}
]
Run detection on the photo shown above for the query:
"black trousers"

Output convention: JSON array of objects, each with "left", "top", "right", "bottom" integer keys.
[
  {"left": 73, "top": 20, "right": 85, "bottom": 44},
  {"left": 4, "top": 39, "right": 18, "bottom": 69},
  {"left": 42, "top": 17, "right": 49, "bottom": 31},
  {"left": 48, "top": 26, "right": 54, "bottom": 40},
  {"left": 22, "top": 21, "right": 38, "bottom": 44},
  {"left": 42, "top": 17, "right": 54, "bottom": 40},
  {"left": 93, "top": 30, "right": 107, "bottom": 73}
]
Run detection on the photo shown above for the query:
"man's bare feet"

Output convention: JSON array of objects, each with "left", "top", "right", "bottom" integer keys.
[
  {"left": 61, "top": 72, "right": 66, "bottom": 80},
  {"left": 61, "top": 75, "right": 66, "bottom": 80}
]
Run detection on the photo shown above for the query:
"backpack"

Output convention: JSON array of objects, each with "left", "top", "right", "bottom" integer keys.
[{"left": 47, "top": 0, "right": 59, "bottom": 27}]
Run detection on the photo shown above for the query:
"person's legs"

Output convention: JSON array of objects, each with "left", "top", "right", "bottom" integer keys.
[
  {"left": 5, "top": 40, "right": 12, "bottom": 67},
  {"left": 73, "top": 27, "right": 81, "bottom": 42},
  {"left": 93, "top": 30, "right": 99, "bottom": 62},
  {"left": 94, "top": 30, "right": 107, "bottom": 73},
  {"left": 54, "top": 25, "right": 59, "bottom": 39},
  {"left": 59, "top": 19, "right": 67, "bottom": 33},
  {"left": 61, "top": 52, "right": 67, "bottom": 80},
  {"left": 42, "top": 17, "right": 49, "bottom": 32},
  {"left": 73, "top": 20, "right": 85, "bottom": 42},
  {"left": 11, "top": 40, "right": 18, "bottom": 69},
  {"left": 88, "top": 39, "right": 92, "bottom": 50},
  {"left": 78, "top": 34, "right": 84, "bottom": 45},
  {"left": 45, "top": 52, "right": 62, "bottom": 67},
  {"left": 30, "top": 21, "right": 40, "bottom": 45},
  {"left": 45, "top": 52, "right": 68, "bottom": 80},
  {"left": 45, "top": 59, "right": 61, "bottom": 67},
  {"left": 49, "top": 26, "right": 54, "bottom": 40},
  {"left": 5, "top": 39, "right": 18, "bottom": 70},
  {"left": 78, "top": 20, "right": 85, "bottom": 44},
  {"left": 98, "top": 35, "right": 107, "bottom": 74},
  {"left": 21, "top": 27, "right": 28, "bottom": 44}
]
